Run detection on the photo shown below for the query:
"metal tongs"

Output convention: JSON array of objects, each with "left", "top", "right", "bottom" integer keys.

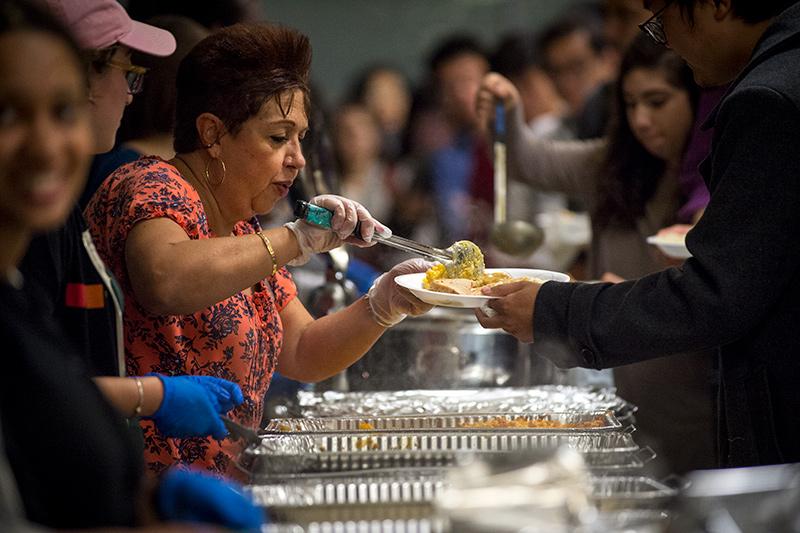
[
  {"left": 222, "top": 415, "right": 261, "bottom": 447},
  {"left": 294, "top": 200, "right": 453, "bottom": 262},
  {"left": 369, "top": 232, "right": 452, "bottom": 262}
]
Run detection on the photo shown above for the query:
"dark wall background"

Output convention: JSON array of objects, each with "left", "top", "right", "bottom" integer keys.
[{"left": 263, "top": 0, "right": 585, "bottom": 105}]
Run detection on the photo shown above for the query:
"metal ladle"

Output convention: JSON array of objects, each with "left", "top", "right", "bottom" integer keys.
[{"left": 489, "top": 103, "right": 544, "bottom": 256}]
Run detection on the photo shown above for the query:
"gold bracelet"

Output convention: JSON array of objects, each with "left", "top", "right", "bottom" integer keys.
[
  {"left": 256, "top": 231, "right": 278, "bottom": 277},
  {"left": 132, "top": 377, "right": 144, "bottom": 417}
]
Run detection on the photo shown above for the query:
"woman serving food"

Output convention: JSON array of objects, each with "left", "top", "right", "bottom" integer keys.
[{"left": 84, "top": 23, "right": 432, "bottom": 478}]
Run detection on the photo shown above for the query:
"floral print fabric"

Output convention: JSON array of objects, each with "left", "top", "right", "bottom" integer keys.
[{"left": 84, "top": 157, "right": 296, "bottom": 478}]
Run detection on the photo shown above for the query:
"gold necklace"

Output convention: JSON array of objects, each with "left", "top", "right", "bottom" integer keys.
[
  {"left": 173, "top": 155, "right": 197, "bottom": 181},
  {"left": 173, "top": 154, "right": 225, "bottom": 233}
]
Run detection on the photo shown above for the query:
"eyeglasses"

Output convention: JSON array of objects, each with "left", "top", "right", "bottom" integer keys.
[
  {"left": 106, "top": 59, "right": 148, "bottom": 95},
  {"left": 639, "top": 0, "right": 675, "bottom": 46}
]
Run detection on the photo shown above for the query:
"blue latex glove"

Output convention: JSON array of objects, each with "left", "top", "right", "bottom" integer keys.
[
  {"left": 157, "top": 468, "right": 266, "bottom": 530},
  {"left": 146, "top": 374, "right": 244, "bottom": 439}
]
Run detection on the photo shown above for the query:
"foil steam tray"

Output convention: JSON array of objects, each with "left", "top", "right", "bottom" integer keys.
[
  {"left": 240, "top": 431, "right": 643, "bottom": 477},
  {"left": 292, "top": 386, "right": 635, "bottom": 421},
  {"left": 264, "top": 411, "right": 621, "bottom": 434},
  {"left": 248, "top": 474, "right": 445, "bottom": 507},
  {"left": 252, "top": 429, "right": 639, "bottom": 454},
  {"left": 249, "top": 474, "right": 673, "bottom": 510},
  {"left": 263, "top": 517, "right": 446, "bottom": 532},
  {"left": 590, "top": 475, "right": 679, "bottom": 511}
]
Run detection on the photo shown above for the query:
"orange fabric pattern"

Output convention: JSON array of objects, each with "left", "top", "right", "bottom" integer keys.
[{"left": 84, "top": 157, "right": 297, "bottom": 478}]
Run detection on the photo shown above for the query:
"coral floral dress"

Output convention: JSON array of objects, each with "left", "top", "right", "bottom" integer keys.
[{"left": 85, "top": 157, "right": 296, "bottom": 478}]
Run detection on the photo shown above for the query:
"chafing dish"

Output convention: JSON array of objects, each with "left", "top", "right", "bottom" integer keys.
[
  {"left": 248, "top": 472, "right": 674, "bottom": 510},
  {"left": 292, "top": 386, "right": 635, "bottom": 422},
  {"left": 240, "top": 430, "right": 643, "bottom": 479},
  {"left": 264, "top": 411, "right": 620, "bottom": 433},
  {"left": 590, "top": 476, "right": 679, "bottom": 511},
  {"left": 248, "top": 473, "right": 445, "bottom": 508}
]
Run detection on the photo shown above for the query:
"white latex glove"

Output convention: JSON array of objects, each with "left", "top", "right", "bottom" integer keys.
[
  {"left": 366, "top": 258, "right": 435, "bottom": 327},
  {"left": 284, "top": 194, "right": 391, "bottom": 266}
]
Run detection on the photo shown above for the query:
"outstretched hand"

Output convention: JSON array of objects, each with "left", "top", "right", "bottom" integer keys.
[{"left": 474, "top": 280, "right": 541, "bottom": 343}]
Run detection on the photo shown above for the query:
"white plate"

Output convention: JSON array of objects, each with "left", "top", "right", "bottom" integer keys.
[
  {"left": 395, "top": 268, "right": 570, "bottom": 308},
  {"left": 646, "top": 235, "right": 691, "bottom": 259}
]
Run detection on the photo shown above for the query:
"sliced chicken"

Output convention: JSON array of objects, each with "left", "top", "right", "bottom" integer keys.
[{"left": 428, "top": 278, "right": 476, "bottom": 295}]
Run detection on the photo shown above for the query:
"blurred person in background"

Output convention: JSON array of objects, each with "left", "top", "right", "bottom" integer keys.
[
  {"left": 84, "top": 23, "right": 433, "bottom": 479},
  {"left": 20, "top": 0, "right": 244, "bottom": 442},
  {"left": 333, "top": 103, "right": 396, "bottom": 224},
  {"left": 81, "top": 15, "right": 209, "bottom": 207},
  {"left": 538, "top": 9, "right": 617, "bottom": 139},
  {"left": 477, "top": 35, "right": 715, "bottom": 474},
  {"left": 330, "top": 102, "right": 392, "bottom": 280},
  {"left": 603, "top": 0, "right": 721, "bottom": 233},
  {"left": 491, "top": 32, "right": 572, "bottom": 140},
  {"left": 349, "top": 65, "right": 413, "bottom": 162},
  {"left": 603, "top": 0, "right": 651, "bottom": 58},
  {"left": 0, "top": 1, "right": 263, "bottom": 529},
  {"left": 426, "top": 34, "right": 492, "bottom": 246},
  {"left": 331, "top": 102, "right": 417, "bottom": 273},
  {"left": 489, "top": 31, "right": 578, "bottom": 272}
]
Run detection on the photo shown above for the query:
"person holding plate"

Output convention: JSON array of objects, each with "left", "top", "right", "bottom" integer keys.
[
  {"left": 476, "top": 34, "right": 716, "bottom": 474},
  {"left": 476, "top": 0, "right": 800, "bottom": 469}
]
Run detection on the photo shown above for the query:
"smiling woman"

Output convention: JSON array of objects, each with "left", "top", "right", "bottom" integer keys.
[{"left": 83, "top": 23, "right": 433, "bottom": 478}]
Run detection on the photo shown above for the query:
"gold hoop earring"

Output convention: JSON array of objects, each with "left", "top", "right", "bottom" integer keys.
[{"left": 204, "top": 157, "right": 226, "bottom": 186}]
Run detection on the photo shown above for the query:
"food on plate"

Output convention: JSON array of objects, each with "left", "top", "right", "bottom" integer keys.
[
  {"left": 422, "top": 240, "right": 546, "bottom": 295},
  {"left": 458, "top": 415, "right": 608, "bottom": 429},
  {"left": 428, "top": 274, "right": 545, "bottom": 296},
  {"left": 423, "top": 240, "right": 485, "bottom": 288}
]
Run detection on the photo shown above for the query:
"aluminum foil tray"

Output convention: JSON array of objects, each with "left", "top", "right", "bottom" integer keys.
[
  {"left": 292, "top": 386, "right": 635, "bottom": 421},
  {"left": 264, "top": 411, "right": 621, "bottom": 434},
  {"left": 581, "top": 446, "right": 656, "bottom": 472},
  {"left": 590, "top": 475, "right": 678, "bottom": 511},
  {"left": 267, "top": 502, "right": 439, "bottom": 526},
  {"left": 263, "top": 518, "right": 446, "bottom": 533},
  {"left": 241, "top": 431, "right": 641, "bottom": 477},
  {"left": 249, "top": 471, "right": 672, "bottom": 510},
  {"left": 248, "top": 474, "right": 445, "bottom": 507}
]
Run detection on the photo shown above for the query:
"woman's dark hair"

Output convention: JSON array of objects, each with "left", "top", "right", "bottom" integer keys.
[
  {"left": 0, "top": 0, "right": 84, "bottom": 81},
  {"left": 595, "top": 33, "right": 699, "bottom": 229},
  {"left": 117, "top": 15, "right": 208, "bottom": 142},
  {"left": 174, "top": 23, "right": 311, "bottom": 153}
]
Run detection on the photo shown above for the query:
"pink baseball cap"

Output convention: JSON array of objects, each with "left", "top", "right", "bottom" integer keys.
[{"left": 42, "top": 0, "right": 176, "bottom": 57}]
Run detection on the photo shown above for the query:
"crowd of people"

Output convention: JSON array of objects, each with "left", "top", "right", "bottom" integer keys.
[{"left": 2, "top": 0, "right": 800, "bottom": 529}]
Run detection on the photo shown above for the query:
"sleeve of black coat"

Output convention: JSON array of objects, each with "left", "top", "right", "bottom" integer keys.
[{"left": 532, "top": 86, "right": 800, "bottom": 368}]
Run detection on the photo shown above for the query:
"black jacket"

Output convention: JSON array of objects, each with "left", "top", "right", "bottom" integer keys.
[
  {"left": 534, "top": 3, "right": 800, "bottom": 467},
  {"left": 19, "top": 206, "right": 124, "bottom": 377},
  {"left": 0, "top": 281, "right": 141, "bottom": 528}
]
